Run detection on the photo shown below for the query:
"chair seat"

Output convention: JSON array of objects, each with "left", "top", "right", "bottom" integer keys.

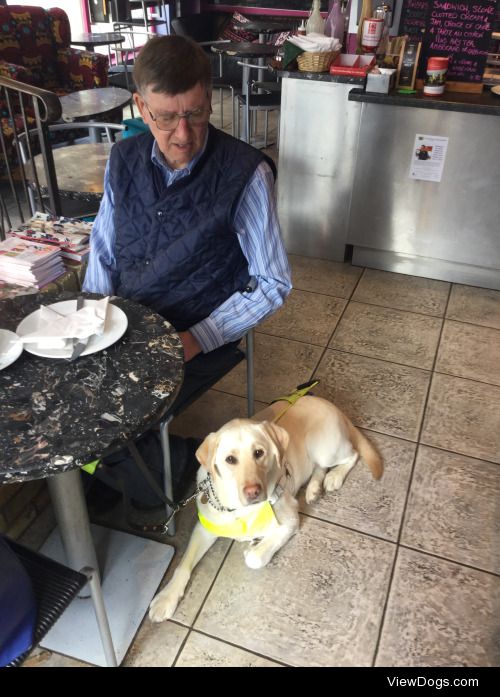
[
  {"left": 253, "top": 81, "right": 281, "bottom": 93},
  {"left": 237, "top": 93, "right": 281, "bottom": 109},
  {"left": 4, "top": 538, "right": 87, "bottom": 667},
  {"left": 165, "top": 343, "right": 245, "bottom": 418},
  {"left": 213, "top": 76, "right": 241, "bottom": 91}
]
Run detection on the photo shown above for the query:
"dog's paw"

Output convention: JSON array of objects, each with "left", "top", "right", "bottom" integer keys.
[
  {"left": 305, "top": 479, "right": 323, "bottom": 504},
  {"left": 148, "top": 589, "right": 180, "bottom": 623},
  {"left": 244, "top": 546, "right": 267, "bottom": 569},
  {"left": 324, "top": 469, "right": 346, "bottom": 492}
]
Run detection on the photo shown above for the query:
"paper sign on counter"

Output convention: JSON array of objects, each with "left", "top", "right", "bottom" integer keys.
[{"left": 409, "top": 134, "right": 448, "bottom": 182}]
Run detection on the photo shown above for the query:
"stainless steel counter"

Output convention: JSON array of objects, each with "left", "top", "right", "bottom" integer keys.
[
  {"left": 347, "top": 98, "right": 500, "bottom": 289},
  {"left": 277, "top": 74, "right": 364, "bottom": 261},
  {"left": 277, "top": 73, "right": 500, "bottom": 289}
]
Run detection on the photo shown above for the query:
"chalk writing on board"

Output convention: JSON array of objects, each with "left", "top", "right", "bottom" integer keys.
[{"left": 400, "top": 0, "right": 497, "bottom": 82}]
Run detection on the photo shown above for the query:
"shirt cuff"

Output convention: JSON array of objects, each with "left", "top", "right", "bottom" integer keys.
[{"left": 189, "top": 317, "right": 225, "bottom": 353}]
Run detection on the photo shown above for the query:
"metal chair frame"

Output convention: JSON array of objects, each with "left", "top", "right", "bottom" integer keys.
[
  {"left": 4, "top": 536, "right": 116, "bottom": 667},
  {"left": 0, "top": 75, "right": 125, "bottom": 224},
  {"left": 235, "top": 61, "right": 281, "bottom": 147}
]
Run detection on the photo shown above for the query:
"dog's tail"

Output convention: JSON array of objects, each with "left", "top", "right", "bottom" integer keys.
[{"left": 346, "top": 419, "right": 383, "bottom": 480}]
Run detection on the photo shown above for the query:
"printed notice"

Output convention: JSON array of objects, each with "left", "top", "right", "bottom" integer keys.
[{"left": 409, "top": 133, "right": 449, "bottom": 182}]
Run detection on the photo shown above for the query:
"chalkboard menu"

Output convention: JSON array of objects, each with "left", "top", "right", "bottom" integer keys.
[{"left": 399, "top": 0, "right": 498, "bottom": 84}]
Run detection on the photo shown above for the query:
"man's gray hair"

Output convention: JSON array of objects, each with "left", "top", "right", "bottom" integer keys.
[{"left": 133, "top": 35, "right": 212, "bottom": 96}]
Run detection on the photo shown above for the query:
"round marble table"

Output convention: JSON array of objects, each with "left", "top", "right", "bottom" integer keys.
[
  {"left": 31, "top": 142, "right": 112, "bottom": 206},
  {"left": 0, "top": 290, "right": 184, "bottom": 484},
  {"left": 60, "top": 87, "right": 132, "bottom": 125},
  {"left": 0, "top": 289, "right": 184, "bottom": 664}
]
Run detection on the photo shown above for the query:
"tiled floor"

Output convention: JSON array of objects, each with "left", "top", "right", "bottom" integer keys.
[
  {"left": 20, "top": 262, "right": 500, "bottom": 668},
  {"left": 13, "top": 94, "right": 500, "bottom": 667}
]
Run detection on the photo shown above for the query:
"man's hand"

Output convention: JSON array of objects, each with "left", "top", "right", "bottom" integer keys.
[{"left": 178, "top": 330, "right": 202, "bottom": 362}]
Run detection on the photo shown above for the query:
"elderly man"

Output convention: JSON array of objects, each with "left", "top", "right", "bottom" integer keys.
[{"left": 83, "top": 35, "right": 291, "bottom": 524}]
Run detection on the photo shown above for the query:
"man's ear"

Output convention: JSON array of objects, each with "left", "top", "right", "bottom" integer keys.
[
  {"left": 133, "top": 92, "right": 146, "bottom": 118},
  {"left": 259, "top": 421, "right": 289, "bottom": 468},
  {"left": 196, "top": 432, "right": 219, "bottom": 474}
]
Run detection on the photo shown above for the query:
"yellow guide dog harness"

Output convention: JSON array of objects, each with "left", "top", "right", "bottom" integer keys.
[{"left": 197, "top": 381, "right": 319, "bottom": 538}]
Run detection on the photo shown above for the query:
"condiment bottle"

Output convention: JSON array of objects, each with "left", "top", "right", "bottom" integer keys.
[
  {"left": 357, "top": 0, "right": 373, "bottom": 52},
  {"left": 306, "top": 0, "right": 325, "bottom": 35},
  {"left": 423, "top": 56, "right": 449, "bottom": 96}
]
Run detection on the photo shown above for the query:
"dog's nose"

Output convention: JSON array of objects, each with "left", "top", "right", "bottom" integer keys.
[{"left": 243, "top": 483, "right": 262, "bottom": 502}]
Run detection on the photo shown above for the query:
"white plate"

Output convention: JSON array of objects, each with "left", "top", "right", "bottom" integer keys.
[
  {"left": 0, "top": 329, "right": 23, "bottom": 370},
  {"left": 16, "top": 299, "right": 128, "bottom": 359},
  {"left": 491, "top": 85, "right": 500, "bottom": 97}
]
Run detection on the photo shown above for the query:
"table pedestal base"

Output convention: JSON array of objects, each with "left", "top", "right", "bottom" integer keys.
[{"left": 40, "top": 524, "right": 174, "bottom": 666}]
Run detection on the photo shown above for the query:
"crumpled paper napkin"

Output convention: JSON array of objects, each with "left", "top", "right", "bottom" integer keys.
[
  {"left": 287, "top": 33, "right": 341, "bottom": 53},
  {"left": 20, "top": 297, "right": 109, "bottom": 349}
]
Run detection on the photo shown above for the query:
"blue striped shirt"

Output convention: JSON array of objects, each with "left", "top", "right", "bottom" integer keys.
[{"left": 83, "top": 138, "right": 291, "bottom": 353}]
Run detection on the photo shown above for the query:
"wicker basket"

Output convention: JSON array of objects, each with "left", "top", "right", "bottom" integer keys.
[{"left": 297, "top": 50, "right": 339, "bottom": 73}]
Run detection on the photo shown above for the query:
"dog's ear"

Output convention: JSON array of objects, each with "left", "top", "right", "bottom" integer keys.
[
  {"left": 195, "top": 432, "right": 219, "bottom": 473},
  {"left": 259, "top": 421, "right": 289, "bottom": 468}
]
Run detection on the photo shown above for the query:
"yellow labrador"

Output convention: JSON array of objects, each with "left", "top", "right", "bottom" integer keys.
[{"left": 149, "top": 395, "right": 383, "bottom": 623}]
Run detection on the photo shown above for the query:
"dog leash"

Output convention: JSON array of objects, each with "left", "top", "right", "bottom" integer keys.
[
  {"left": 120, "top": 380, "right": 320, "bottom": 534},
  {"left": 270, "top": 379, "right": 320, "bottom": 424}
]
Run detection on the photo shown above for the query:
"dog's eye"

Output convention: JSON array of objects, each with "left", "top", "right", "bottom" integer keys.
[
  {"left": 254, "top": 449, "right": 264, "bottom": 459},
  {"left": 225, "top": 455, "right": 237, "bottom": 465}
]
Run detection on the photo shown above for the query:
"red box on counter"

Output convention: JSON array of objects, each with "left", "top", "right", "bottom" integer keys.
[{"left": 330, "top": 54, "right": 376, "bottom": 76}]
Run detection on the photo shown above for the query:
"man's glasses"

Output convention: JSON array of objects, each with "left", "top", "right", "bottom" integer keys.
[{"left": 144, "top": 102, "right": 212, "bottom": 131}]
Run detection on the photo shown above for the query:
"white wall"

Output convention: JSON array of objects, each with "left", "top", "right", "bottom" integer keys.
[{"left": 11, "top": 0, "right": 85, "bottom": 34}]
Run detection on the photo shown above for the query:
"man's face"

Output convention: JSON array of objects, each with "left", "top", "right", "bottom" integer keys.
[{"left": 134, "top": 82, "right": 211, "bottom": 170}]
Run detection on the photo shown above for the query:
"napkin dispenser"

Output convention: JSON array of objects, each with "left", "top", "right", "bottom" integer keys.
[{"left": 366, "top": 68, "right": 396, "bottom": 93}]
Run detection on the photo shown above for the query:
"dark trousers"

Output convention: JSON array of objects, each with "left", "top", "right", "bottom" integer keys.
[{"left": 90, "top": 341, "right": 244, "bottom": 506}]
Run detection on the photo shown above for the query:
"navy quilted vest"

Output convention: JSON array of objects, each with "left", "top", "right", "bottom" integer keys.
[{"left": 109, "top": 124, "right": 275, "bottom": 331}]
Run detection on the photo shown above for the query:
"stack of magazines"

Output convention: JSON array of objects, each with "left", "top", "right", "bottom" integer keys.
[
  {"left": 0, "top": 237, "right": 65, "bottom": 288},
  {"left": 7, "top": 212, "right": 92, "bottom": 263}
]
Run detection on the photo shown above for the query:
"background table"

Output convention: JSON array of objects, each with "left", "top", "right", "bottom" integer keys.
[
  {"left": 71, "top": 32, "right": 125, "bottom": 53},
  {"left": 0, "top": 289, "right": 184, "bottom": 665},
  {"left": 30, "top": 142, "right": 112, "bottom": 216},
  {"left": 60, "top": 87, "right": 131, "bottom": 142}
]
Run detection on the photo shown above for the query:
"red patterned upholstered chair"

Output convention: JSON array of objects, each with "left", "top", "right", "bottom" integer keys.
[
  {"left": 0, "top": 5, "right": 109, "bottom": 170},
  {"left": 0, "top": 5, "right": 108, "bottom": 94}
]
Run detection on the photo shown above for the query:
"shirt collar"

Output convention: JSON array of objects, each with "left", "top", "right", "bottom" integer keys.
[{"left": 150, "top": 129, "right": 209, "bottom": 180}]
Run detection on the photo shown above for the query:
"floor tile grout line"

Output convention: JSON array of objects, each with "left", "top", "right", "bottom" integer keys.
[
  {"left": 414, "top": 440, "right": 500, "bottom": 468},
  {"left": 442, "top": 315, "right": 500, "bottom": 332},
  {"left": 171, "top": 539, "right": 236, "bottom": 666},
  {"left": 256, "top": 327, "right": 339, "bottom": 350},
  {"left": 309, "top": 267, "right": 369, "bottom": 381},
  {"left": 397, "top": 541, "right": 500, "bottom": 579},
  {"left": 347, "top": 295, "right": 449, "bottom": 319},
  {"left": 430, "top": 368, "right": 500, "bottom": 389},
  {"left": 371, "top": 542, "right": 401, "bottom": 667},
  {"left": 369, "top": 284, "right": 454, "bottom": 662},
  {"left": 169, "top": 625, "right": 292, "bottom": 667},
  {"left": 339, "top": 297, "right": 454, "bottom": 322},
  {"left": 373, "top": 284, "right": 454, "bottom": 666},
  {"left": 299, "top": 510, "right": 398, "bottom": 547}
]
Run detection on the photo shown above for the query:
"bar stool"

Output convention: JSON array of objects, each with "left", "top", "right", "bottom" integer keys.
[{"left": 235, "top": 62, "right": 281, "bottom": 148}]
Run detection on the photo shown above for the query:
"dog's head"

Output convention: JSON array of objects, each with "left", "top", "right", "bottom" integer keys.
[{"left": 196, "top": 419, "right": 289, "bottom": 509}]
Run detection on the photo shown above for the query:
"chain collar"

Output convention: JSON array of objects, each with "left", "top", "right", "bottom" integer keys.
[
  {"left": 198, "top": 466, "right": 292, "bottom": 514},
  {"left": 198, "top": 472, "right": 236, "bottom": 513}
]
